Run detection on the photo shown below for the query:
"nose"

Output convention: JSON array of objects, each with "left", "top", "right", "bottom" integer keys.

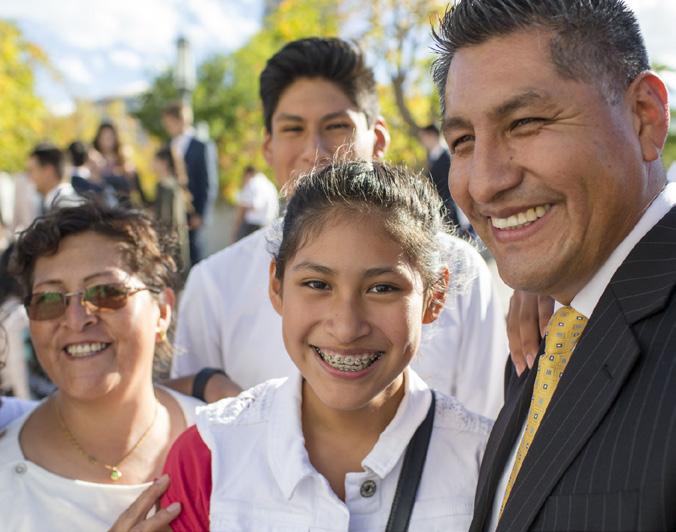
[
  {"left": 299, "top": 131, "right": 331, "bottom": 170},
  {"left": 466, "top": 137, "right": 522, "bottom": 206},
  {"left": 326, "top": 294, "right": 370, "bottom": 345},
  {"left": 62, "top": 295, "right": 97, "bottom": 331}
]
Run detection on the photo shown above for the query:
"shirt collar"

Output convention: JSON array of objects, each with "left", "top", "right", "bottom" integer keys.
[
  {"left": 172, "top": 127, "right": 195, "bottom": 154},
  {"left": 267, "top": 368, "right": 432, "bottom": 500},
  {"left": 267, "top": 370, "right": 315, "bottom": 500},
  {"left": 43, "top": 182, "right": 70, "bottom": 208},
  {"left": 558, "top": 182, "right": 676, "bottom": 316}
]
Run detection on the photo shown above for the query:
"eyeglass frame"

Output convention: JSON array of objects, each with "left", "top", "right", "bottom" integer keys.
[{"left": 24, "top": 283, "right": 162, "bottom": 321}]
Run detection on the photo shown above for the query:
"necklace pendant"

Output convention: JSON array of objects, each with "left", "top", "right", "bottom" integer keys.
[{"left": 110, "top": 467, "right": 122, "bottom": 481}]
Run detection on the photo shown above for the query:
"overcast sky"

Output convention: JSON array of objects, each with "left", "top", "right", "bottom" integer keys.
[{"left": 1, "top": 0, "right": 675, "bottom": 114}]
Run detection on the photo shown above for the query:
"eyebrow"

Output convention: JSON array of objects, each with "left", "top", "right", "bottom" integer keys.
[
  {"left": 274, "top": 110, "right": 352, "bottom": 124},
  {"left": 33, "top": 271, "right": 121, "bottom": 290},
  {"left": 291, "top": 262, "right": 400, "bottom": 278},
  {"left": 491, "top": 90, "right": 546, "bottom": 121},
  {"left": 443, "top": 90, "right": 548, "bottom": 132}
]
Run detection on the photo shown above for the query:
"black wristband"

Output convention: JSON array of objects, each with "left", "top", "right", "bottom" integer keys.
[{"left": 191, "top": 368, "right": 227, "bottom": 402}]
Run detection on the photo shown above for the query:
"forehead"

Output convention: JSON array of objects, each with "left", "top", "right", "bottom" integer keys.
[
  {"left": 272, "top": 77, "right": 366, "bottom": 123},
  {"left": 32, "top": 232, "right": 130, "bottom": 287},
  {"left": 444, "top": 30, "right": 564, "bottom": 119},
  {"left": 290, "top": 213, "right": 408, "bottom": 267}
]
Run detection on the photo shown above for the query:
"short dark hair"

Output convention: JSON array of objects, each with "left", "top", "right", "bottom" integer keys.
[
  {"left": 272, "top": 160, "right": 450, "bottom": 294},
  {"left": 67, "top": 141, "right": 88, "bottom": 167},
  {"left": 30, "top": 143, "right": 64, "bottom": 179},
  {"left": 10, "top": 201, "right": 180, "bottom": 364},
  {"left": 432, "top": 0, "right": 649, "bottom": 110},
  {"left": 259, "top": 37, "right": 379, "bottom": 133},
  {"left": 420, "top": 124, "right": 440, "bottom": 136}
]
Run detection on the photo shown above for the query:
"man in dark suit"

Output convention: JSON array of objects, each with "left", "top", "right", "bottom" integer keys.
[
  {"left": 419, "top": 123, "right": 461, "bottom": 229},
  {"left": 162, "top": 102, "right": 213, "bottom": 265},
  {"left": 433, "top": 1, "right": 675, "bottom": 530}
]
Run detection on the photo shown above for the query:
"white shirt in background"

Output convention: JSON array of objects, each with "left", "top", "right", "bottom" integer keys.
[
  {"left": 43, "top": 182, "right": 83, "bottom": 211},
  {"left": 236, "top": 172, "right": 279, "bottom": 226},
  {"left": 197, "top": 369, "right": 491, "bottom": 531},
  {"left": 173, "top": 227, "right": 509, "bottom": 419},
  {"left": 0, "top": 300, "right": 31, "bottom": 399}
]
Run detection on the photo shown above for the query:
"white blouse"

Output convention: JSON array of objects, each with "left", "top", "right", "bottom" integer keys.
[
  {"left": 0, "top": 388, "right": 201, "bottom": 532},
  {"left": 196, "top": 369, "right": 492, "bottom": 531}
]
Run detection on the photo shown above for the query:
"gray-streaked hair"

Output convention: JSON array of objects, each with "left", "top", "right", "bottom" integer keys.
[{"left": 432, "top": 0, "right": 649, "bottom": 111}]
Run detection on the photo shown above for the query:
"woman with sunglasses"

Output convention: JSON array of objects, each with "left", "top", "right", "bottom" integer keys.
[{"left": 0, "top": 202, "right": 199, "bottom": 530}]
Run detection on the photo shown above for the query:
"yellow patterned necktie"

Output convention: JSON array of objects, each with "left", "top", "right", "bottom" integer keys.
[{"left": 499, "top": 305, "right": 588, "bottom": 517}]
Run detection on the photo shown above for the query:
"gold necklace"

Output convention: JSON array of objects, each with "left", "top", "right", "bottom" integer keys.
[{"left": 56, "top": 400, "right": 159, "bottom": 481}]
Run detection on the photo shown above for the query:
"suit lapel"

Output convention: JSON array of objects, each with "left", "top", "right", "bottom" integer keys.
[{"left": 497, "top": 206, "right": 676, "bottom": 531}]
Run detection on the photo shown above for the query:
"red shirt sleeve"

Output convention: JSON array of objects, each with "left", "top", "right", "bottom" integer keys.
[{"left": 161, "top": 425, "right": 212, "bottom": 532}]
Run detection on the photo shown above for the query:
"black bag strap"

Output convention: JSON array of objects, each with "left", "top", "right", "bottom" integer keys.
[{"left": 385, "top": 391, "right": 436, "bottom": 532}]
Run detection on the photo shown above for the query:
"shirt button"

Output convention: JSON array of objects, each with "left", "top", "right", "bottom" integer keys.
[
  {"left": 14, "top": 463, "right": 27, "bottom": 474},
  {"left": 360, "top": 479, "right": 377, "bottom": 498}
]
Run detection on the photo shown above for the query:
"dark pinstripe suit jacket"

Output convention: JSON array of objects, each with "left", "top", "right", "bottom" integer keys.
[{"left": 470, "top": 206, "right": 676, "bottom": 532}]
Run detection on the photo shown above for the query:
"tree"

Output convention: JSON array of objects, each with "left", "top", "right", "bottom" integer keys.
[
  {"left": 0, "top": 20, "right": 48, "bottom": 172},
  {"left": 133, "top": 0, "right": 343, "bottom": 198},
  {"left": 354, "top": 0, "right": 447, "bottom": 147}
]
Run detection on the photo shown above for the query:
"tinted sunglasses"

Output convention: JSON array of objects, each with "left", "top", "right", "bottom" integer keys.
[{"left": 25, "top": 282, "right": 160, "bottom": 321}]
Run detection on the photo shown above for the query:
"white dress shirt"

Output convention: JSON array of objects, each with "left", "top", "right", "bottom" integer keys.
[
  {"left": 487, "top": 182, "right": 676, "bottom": 531},
  {"left": 173, "top": 227, "right": 509, "bottom": 418},
  {"left": 43, "top": 182, "right": 83, "bottom": 211},
  {"left": 197, "top": 368, "right": 492, "bottom": 531},
  {"left": 236, "top": 172, "right": 279, "bottom": 226},
  {"left": 0, "top": 388, "right": 201, "bottom": 532}
]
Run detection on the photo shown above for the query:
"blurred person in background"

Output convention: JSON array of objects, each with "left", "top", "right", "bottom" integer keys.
[
  {"left": 153, "top": 146, "right": 191, "bottom": 276},
  {"left": 0, "top": 202, "right": 200, "bottom": 530},
  {"left": 0, "top": 243, "right": 31, "bottom": 399},
  {"left": 232, "top": 164, "right": 278, "bottom": 242},
  {"left": 26, "top": 142, "right": 82, "bottom": 213},
  {"left": 91, "top": 121, "right": 139, "bottom": 206},
  {"left": 67, "top": 140, "right": 116, "bottom": 205},
  {"left": 161, "top": 102, "right": 214, "bottom": 266}
]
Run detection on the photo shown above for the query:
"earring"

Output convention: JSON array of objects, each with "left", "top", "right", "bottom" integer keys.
[{"left": 157, "top": 329, "right": 167, "bottom": 342}]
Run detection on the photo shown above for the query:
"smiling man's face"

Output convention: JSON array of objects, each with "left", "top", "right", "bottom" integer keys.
[{"left": 443, "top": 30, "right": 652, "bottom": 303}]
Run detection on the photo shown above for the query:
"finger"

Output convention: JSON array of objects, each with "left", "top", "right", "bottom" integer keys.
[
  {"left": 507, "top": 292, "right": 526, "bottom": 376},
  {"left": 538, "top": 295, "right": 555, "bottom": 336},
  {"left": 128, "top": 503, "right": 180, "bottom": 532},
  {"left": 108, "top": 475, "right": 170, "bottom": 531}
]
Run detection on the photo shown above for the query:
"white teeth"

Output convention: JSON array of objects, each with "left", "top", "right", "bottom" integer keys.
[
  {"left": 65, "top": 342, "right": 108, "bottom": 357},
  {"left": 313, "top": 346, "right": 383, "bottom": 372},
  {"left": 491, "top": 204, "right": 551, "bottom": 230}
]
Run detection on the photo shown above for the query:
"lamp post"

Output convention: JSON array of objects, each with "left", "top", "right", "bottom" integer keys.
[{"left": 175, "top": 36, "right": 196, "bottom": 109}]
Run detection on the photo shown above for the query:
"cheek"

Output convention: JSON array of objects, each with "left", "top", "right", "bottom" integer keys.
[
  {"left": 28, "top": 322, "right": 55, "bottom": 356},
  {"left": 448, "top": 166, "right": 470, "bottom": 208},
  {"left": 380, "top": 299, "right": 425, "bottom": 349}
]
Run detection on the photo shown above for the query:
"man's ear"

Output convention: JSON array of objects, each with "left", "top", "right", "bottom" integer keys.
[
  {"left": 628, "top": 71, "right": 670, "bottom": 162},
  {"left": 156, "top": 287, "right": 175, "bottom": 337},
  {"left": 262, "top": 131, "right": 273, "bottom": 167},
  {"left": 372, "top": 116, "right": 390, "bottom": 160},
  {"left": 268, "top": 259, "right": 283, "bottom": 315},
  {"left": 423, "top": 268, "right": 449, "bottom": 324}
]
